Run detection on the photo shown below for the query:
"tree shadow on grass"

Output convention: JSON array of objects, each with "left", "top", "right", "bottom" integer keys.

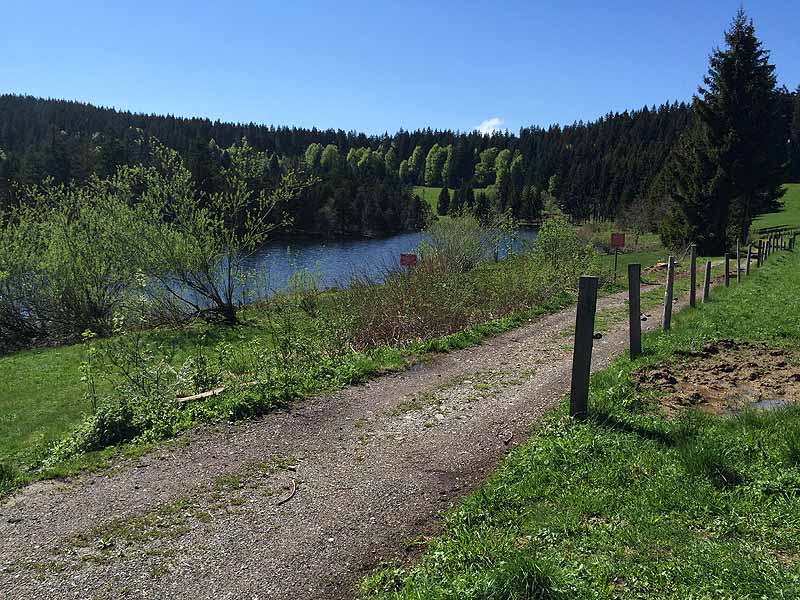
[{"left": 587, "top": 409, "right": 681, "bottom": 448}]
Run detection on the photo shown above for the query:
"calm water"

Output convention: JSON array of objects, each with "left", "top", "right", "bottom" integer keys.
[{"left": 236, "top": 227, "right": 538, "bottom": 299}]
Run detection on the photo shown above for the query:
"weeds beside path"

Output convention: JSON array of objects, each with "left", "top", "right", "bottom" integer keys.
[{"left": 0, "top": 273, "right": 708, "bottom": 600}]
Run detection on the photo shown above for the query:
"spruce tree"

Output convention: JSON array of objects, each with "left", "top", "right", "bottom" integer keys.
[
  {"left": 659, "top": 9, "right": 785, "bottom": 253},
  {"left": 437, "top": 187, "right": 450, "bottom": 216},
  {"left": 790, "top": 86, "right": 800, "bottom": 182}
]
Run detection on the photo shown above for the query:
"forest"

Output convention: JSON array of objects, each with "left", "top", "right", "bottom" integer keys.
[{"left": 4, "top": 89, "right": 797, "bottom": 236}]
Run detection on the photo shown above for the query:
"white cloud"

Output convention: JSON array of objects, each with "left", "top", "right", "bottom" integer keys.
[{"left": 476, "top": 117, "right": 504, "bottom": 136}]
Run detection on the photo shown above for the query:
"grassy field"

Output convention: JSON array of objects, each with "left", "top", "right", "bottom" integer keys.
[
  {"left": 0, "top": 316, "right": 272, "bottom": 473},
  {"left": 413, "top": 185, "right": 496, "bottom": 217},
  {"left": 752, "top": 183, "right": 800, "bottom": 232},
  {"left": 361, "top": 248, "right": 800, "bottom": 597}
]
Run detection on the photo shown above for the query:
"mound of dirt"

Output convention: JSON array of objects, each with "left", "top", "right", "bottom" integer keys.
[{"left": 635, "top": 340, "right": 800, "bottom": 416}]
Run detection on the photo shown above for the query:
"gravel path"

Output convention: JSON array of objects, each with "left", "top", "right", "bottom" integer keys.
[{"left": 1, "top": 283, "right": 694, "bottom": 599}]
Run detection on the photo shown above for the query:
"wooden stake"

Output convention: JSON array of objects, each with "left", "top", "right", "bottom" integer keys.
[
  {"left": 736, "top": 241, "right": 741, "bottom": 284},
  {"left": 628, "top": 263, "right": 642, "bottom": 360},
  {"left": 569, "top": 276, "right": 599, "bottom": 419},
  {"left": 663, "top": 255, "right": 675, "bottom": 331},
  {"left": 746, "top": 243, "right": 752, "bottom": 275},
  {"left": 702, "top": 260, "right": 711, "bottom": 303},
  {"left": 689, "top": 244, "right": 697, "bottom": 308},
  {"left": 724, "top": 253, "right": 730, "bottom": 287}
]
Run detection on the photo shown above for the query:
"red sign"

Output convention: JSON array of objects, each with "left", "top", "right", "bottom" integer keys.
[
  {"left": 611, "top": 233, "right": 626, "bottom": 248},
  {"left": 400, "top": 253, "right": 418, "bottom": 267}
]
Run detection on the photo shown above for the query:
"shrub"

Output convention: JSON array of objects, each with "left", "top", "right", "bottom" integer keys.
[
  {"left": 419, "top": 214, "right": 489, "bottom": 272},
  {"left": 530, "top": 216, "right": 601, "bottom": 294}
]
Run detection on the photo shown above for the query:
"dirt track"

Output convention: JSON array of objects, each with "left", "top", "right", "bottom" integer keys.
[{"left": 1, "top": 283, "right": 694, "bottom": 599}]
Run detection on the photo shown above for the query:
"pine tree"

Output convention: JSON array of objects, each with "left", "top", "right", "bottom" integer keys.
[
  {"left": 437, "top": 187, "right": 450, "bottom": 216},
  {"left": 659, "top": 9, "right": 786, "bottom": 252},
  {"left": 790, "top": 86, "right": 800, "bottom": 182},
  {"left": 450, "top": 187, "right": 462, "bottom": 214}
]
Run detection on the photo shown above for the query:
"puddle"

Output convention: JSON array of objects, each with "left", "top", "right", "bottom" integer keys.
[
  {"left": 747, "top": 398, "right": 791, "bottom": 411},
  {"left": 635, "top": 340, "right": 800, "bottom": 417}
]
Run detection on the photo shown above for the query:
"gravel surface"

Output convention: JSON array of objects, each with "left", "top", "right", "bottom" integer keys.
[{"left": 1, "top": 284, "right": 695, "bottom": 599}]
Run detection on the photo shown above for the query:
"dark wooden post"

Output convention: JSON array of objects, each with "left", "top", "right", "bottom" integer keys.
[
  {"left": 736, "top": 241, "right": 741, "bottom": 283},
  {"left": 702, "top": 260, "right": 712, "bottom": 303},
  {"left": 569, "top": 276, "right": 599, "bottom": 419},
  {"left": 724, "top": 253, "right": 730, "bottom": 287},
  {"left": 628, "top": 264, "right": 642, "bottom": 360},
  {"left": 758, "top": 239, "right": 764, "bottom": 267},
  {"left": 689, "top": 244, "right": 697, "bottom": 308},
  {"left": 746, "top": 244, "right": 752, "bottom": 275},
  {"left": 663, "top": 255, "right": 675, "bottom": 331}
]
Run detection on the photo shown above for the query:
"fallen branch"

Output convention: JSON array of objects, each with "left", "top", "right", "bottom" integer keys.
[
  {"left": 176, "top": 380, "right": 259, "bottom": 405},
  {"left": 277, "top": 479, "right": 297, "bottom": 506},
  {"left": 176, "top": 385, "right": 226, "bottom": 404}
]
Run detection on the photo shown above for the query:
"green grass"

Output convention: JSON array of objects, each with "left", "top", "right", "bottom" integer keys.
[
  {"left": 752, "top": 183, "right": 800, "bottom": 233},
  {"left": 361, "top": 250, "right": 800, "bottom": 599},
  {"left": 413, "top": 186, "right": 496, "bottom": 217},
  {"left": 0, "top": 315, "right": 275, "bottom": 474}
]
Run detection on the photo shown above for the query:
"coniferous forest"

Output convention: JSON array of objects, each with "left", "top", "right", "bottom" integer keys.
[
  {"left": 4, "top": 90, "right": 795, "bottom": 240},
  {"left": 1, "top": 13, "right": 798, "bottom": 244}
]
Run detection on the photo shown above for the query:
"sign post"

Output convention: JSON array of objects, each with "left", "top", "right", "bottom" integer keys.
[
  {"left": 610, "top": 233, "right": 625, "bottom": 283},
  {"left": 399, "top": 253, "right": 417, "bottom": 268}
]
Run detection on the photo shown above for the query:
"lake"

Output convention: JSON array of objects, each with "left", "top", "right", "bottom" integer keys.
[{"left": 236, "top": 227, "right": 538, "bottom": 300}]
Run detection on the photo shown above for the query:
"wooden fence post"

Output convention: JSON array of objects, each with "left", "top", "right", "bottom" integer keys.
[
  {"left": 703, "top": 260, "right": 712, "bottom": 303},
  {"left": 663, "top": 255, "right": 675, "bottom": 331},
  {"left": 724, "top": 253, "right": 730, "bottom": 287},
  {"left": 736, "top": 241, "right": 741, "bottom": 283},
  {"left": 689, "top": 244, "right": 697, "bottom": 308},
  {"left": 746, "top": 244, "right": 752, "bottom": 275},
  {"left": 569, "top": 275, "right": 599, "bottom": 419},
  {"left": 628, "top": 263, "right": 642, "bottom": 360},
  {"left": 758, "top": 240, "right": 764, "bottom": 267}
]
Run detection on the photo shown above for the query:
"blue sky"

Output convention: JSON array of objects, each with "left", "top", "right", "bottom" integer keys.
[{"left": 2, "top": 1, "right": 798, "bottom": 134}]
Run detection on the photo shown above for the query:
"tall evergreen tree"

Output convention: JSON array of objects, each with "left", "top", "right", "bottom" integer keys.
[
  {"left": 658, "top": 10, "right": 786, "bottom": 252},
  {"left": 437, "top": 186, "right": 450, "bottom": 216},
  {"left": 790, "top": 86, "right": 800, "bottom": 182}
]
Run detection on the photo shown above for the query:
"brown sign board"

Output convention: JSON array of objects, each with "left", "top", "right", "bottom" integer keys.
[
  {"left": 400, "top": 253, "right": 418, "bottom": 267},
  {"left": 611, "top": 233, "right": 625, "bottom": 248}
]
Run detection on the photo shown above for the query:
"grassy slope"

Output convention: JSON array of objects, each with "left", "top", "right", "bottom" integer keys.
[
  {"left": 362, "top": 255, "right": 800, "bottom": 596},
  {"left": 413, "top": 186, "right": 496, "bottom": 217},
  {"left": 752, "top": 183, "right": 800, "bottom": 232}
]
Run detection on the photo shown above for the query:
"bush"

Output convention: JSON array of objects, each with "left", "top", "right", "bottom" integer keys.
[
  {"left": 530, "top": 216, "right": 601, "bottom": 293},
  {"left": 419, "top": 214, "right": 489, "bottom": 272},
  {"left": 340, "top": 215, "right": 598, "bottom": 349},
  {"left": 0, "top": 179, "right": 148, "bottom": 348}
]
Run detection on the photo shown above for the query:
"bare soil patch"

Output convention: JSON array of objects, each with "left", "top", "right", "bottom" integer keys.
[{"left": 636, "top": 340, "right": 800, "bottom": 416}]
